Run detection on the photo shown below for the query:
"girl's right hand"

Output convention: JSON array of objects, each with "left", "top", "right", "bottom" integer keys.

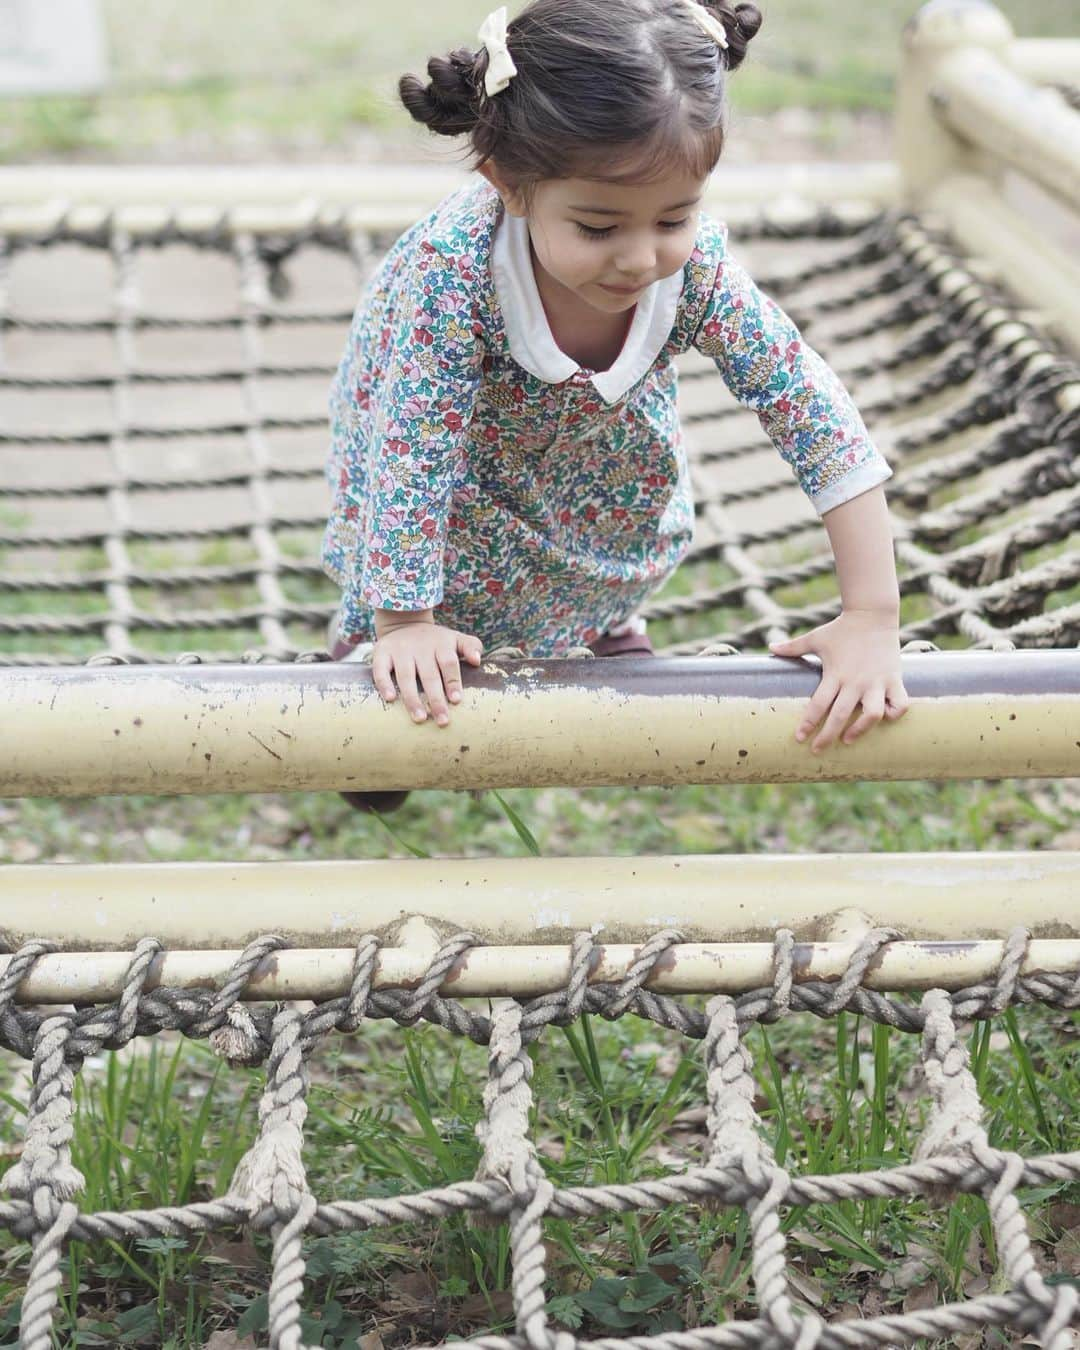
[{"left": 371, "top": 610, "right": 484, "bottom": 727}]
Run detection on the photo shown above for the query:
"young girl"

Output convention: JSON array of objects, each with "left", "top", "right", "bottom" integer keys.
[{"left": 323, "top": 0, "right": 910, "bottom": 808}]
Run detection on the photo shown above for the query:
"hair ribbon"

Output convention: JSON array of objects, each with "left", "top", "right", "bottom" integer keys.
[
  {"left": 678, "top": 0, "right": 730, "bottom": 49},
  {"left": 478, "top": 6, "right": 519, "bottom": 96}
]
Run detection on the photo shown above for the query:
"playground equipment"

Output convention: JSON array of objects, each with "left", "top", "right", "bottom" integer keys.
[{"left": 1, "top": 2, "right": 1079, "bottom": 1346}]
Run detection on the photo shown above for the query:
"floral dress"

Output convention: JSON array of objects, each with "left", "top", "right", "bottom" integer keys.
[{"left": 322, "top": 179, "right": 891, "bottom": 655}]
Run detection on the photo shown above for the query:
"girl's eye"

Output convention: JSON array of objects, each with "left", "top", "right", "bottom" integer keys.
[{"left": 573, "top": 218, "right": 690, "bottom": 240}]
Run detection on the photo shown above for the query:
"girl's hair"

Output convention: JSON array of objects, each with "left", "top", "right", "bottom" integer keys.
[{"left": 398, "top": 0, "right": 763, "bottom": 199}]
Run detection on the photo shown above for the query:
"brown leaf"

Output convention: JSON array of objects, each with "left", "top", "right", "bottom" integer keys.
[
  {"left": 384, "top": 1269, "right": 437, "bottom": 1312},
  {"left": 455, "top": 1290, "right": 514, "bottom": 1324},
  {"left": 786, "top": 1268, "right": 825, "bottom": 1307},
  {"left": 860, "top": 1287, "right": 887, "bottom": 1319},
  {"left": 199, "top": 1237, "right": 261, "bottom": 1271},
  {"left": 902, "top": 1279, "right": 941, "bottom": 1315},
  {"left": 788, "top": 1229, "right": 837, "bottom": 1255},
  {"left": 358, "top": 1331, "right": 387, "bottom": 1350},
  {"left": 1048, "top": 1204, "right": 1080, "bottom": 1236},
  {"left": 202, "top": 1334, "right": 258, "bottom": 1350},
  {"left": 1054, "top": 1226, "right": 1080, "bottom": 1277},
  {"left": 883, "top": 1253, "right": 935, "bottom": 1292}
]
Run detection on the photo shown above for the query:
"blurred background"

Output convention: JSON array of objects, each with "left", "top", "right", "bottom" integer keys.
[{"left": 0, "top": 0, "right": 1074, "bottom": 167}]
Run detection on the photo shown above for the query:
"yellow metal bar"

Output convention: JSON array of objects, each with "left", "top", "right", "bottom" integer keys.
[
  {"left": 0, "top": 163, "right": 900, "bottom": 233},
  {"left": 4, "top": 854, "right": 1077, "bottom": 950},
  {"left": 932, "top": 47, "right": 1080, "bottom": 215},
  {"left": 1009, "top": 38, "right": 1080, "bottom": 85},
  {"left": 4, "top": 939, "right": 1077, "bottom": 1003},
  {"left": 1, "top": 654, "right": 1078, "bottom": 796}
]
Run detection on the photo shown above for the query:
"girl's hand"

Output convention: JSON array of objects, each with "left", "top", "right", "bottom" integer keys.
[
  {"left": 372, "top": 611, "right": 484, "bottom": 727},
  {"left": 768, "top": 609, "right": 910, "bottom": 752}
]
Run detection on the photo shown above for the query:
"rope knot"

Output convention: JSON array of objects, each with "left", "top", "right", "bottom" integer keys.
[
  {"left": 210, "top": 1002, "right": 267, "bottom": 1066},
  {"left": 225, "top": 1008, "right": 310, "bottom": 1223},
  {"left": 2, "top": 1015, "right": 85, "bottom": 1205},
  {"left": 913, "top": 988, "right": 987, "bottom": 1203},
  {"left": 473, "top": 1000, "right": 538, "bottom": 1227}
]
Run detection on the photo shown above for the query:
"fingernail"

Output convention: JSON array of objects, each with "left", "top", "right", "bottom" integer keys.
[
  {"left": 450, "top": 691, "right": 461, "bottom": 703},
  {"left": 413, "top": 711, "right": 426, "bottom": 723}
]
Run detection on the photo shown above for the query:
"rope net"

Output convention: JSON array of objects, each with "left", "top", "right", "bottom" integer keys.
[
  {"left": 2, "top": 927, "right": 1080, "bottom": 1348},
  {"left": 0, "top": 202, "right": 1077, "bottom": 665}
]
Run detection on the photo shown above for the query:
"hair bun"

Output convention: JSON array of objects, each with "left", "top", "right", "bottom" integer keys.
[
  {"left": 398, "top": 48, "right": 482, "bottom": 136},
  {"left": 710, "top": 1, "right": 763, "bottom": 71}
]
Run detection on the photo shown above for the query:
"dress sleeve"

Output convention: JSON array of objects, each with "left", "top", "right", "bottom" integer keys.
[
  {"left": 344, "top": 239, "right": 482, "bottom": 613},
  {"left": 692, "top": 240, "right": 891, "bottom": 516}
]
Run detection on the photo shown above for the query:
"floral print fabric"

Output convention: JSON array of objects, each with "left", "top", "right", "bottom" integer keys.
[{"left": 322, "top": 180, "right": 890, "bottom": 655}]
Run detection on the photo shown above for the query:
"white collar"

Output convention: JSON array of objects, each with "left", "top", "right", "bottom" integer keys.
[{"left": 490, "top": 207, "right": 682, "bottom": 405}]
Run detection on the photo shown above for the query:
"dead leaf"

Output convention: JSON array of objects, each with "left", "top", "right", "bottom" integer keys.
[
  {"left": 455, "top": 1290, "right": 514, "bottom": 1324},
  {"left": 358, "top": 1331, "right": 386, "bottom": 1350},
  {"left": 199, "top": 1237, "right": 261, "bottom": 1270},
  {"left": 788, "top": 1229, "right": 837, "bottom": 1255},
  {"left": 202, "top": 1333, "right": 257, "bottom": 1350},
  {"left": 902, "top": 1279, "right": 941, "bottom": 1315},
  {"left": 1048, "top": 1204, "right": 1080, "bottom": 1236},
  {"left": 860, "top": 1287, "right": 887, "bottom": 1319},
  {"left": 384, "top": 1269, "right": 437, "bottom": 1312},
  {"left": 786, "top": 1268, "right": 825, "bottom": 1307},
  {"left": 883, "top": 1253, "right": 935, "bottom": 1292},
  {"left": 1054, "top": 1226, "right": 1080, "bottom": 1277}
]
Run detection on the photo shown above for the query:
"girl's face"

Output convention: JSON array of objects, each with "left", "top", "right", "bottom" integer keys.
[{"left": 482, "top": 163, "right": 709, "bottom": 315}]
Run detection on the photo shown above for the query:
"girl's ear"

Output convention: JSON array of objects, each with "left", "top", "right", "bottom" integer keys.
[{"left": 476, "top": 161, "right": 528, "bottom": 217}]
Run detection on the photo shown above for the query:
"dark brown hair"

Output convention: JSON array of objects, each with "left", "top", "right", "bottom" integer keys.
[{"left": 399, "top": 0, "right": 763, "bottom": 199}]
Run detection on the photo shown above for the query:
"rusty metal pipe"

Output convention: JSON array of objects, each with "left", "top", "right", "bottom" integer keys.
[
  {"left": 3, "top": 938, "right": 1077, "bottom": 1002},
  {"left": 1, "top": 652, "right": 1078, "bottom": 796}
]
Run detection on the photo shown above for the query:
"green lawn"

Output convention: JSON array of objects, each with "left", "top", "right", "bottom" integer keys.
[{"left": 0, "top": 0, "right": 1074, "bottom": 158}]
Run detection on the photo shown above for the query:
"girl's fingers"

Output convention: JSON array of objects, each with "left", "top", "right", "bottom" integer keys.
[
  {"left": 795, "top": 674, "right": 840, "bottom": 743},
  {"left": 370, "top": 649, "right": 398, "bottom": 704},
  {"left": 885, "top": 679, "right": 911, "bottom": 719},
  {"left": 395, "top": 660, "right": 427, "bottom": 724},
  {"left": 418, "top": 659, "right": 450, "bottom": 726},
  {"left": 770, "top": 633, "right": 815, "bottom": 657},
  {"left": 438, "top": 646, "right": 464, "bottom": 706},
  {"left": 811, "top": 689, "right": 860, "bottom": 752},
  {"left": 459, "top": 633, "right": 484, "bottom": 665},
  {"left": 842, "top": 689, "right": 886, "bottom": 745}
]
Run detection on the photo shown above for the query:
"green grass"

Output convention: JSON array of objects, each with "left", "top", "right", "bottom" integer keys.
[
  {"left": 0, "top": 0, "right": 1074, "bottom": 159},
  {"left": 2, "top": 999, "right": 1077, "bottom": 1346}
]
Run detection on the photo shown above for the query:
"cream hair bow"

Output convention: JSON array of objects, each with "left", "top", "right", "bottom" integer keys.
[
  {"left": 478, "top": 6, "right": 519, "bottom": 96},
  {"left": 678, "top": 0, "right": 730, "bottom": 49}
]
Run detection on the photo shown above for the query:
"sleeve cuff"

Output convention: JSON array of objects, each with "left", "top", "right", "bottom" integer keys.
[{"left": 810, "top": 461, "right": 893, "bottom": 518}]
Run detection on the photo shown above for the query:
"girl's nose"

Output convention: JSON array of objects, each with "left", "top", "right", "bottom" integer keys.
[{"left": 615, "top": 240, "right": 656, "bottom": 277}]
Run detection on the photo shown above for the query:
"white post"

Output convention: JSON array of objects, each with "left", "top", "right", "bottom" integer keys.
[{"left": 896, "top": 0, "right": 1015, "bottom": 204}]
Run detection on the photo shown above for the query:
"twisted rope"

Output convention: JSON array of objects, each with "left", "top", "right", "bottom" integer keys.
[{"left": 1, "top": 924, "right": 1079, "bottom": 1347}]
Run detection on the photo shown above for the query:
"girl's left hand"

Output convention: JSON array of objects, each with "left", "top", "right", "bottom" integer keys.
[{"left": 768, "top": 609, "right": 911, "bottom": 752}]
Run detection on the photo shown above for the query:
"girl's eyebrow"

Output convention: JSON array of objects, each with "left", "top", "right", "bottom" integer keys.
[{"left": 568, "top": 196, "right": 702, "bottom": 216}]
